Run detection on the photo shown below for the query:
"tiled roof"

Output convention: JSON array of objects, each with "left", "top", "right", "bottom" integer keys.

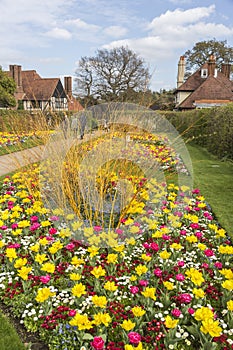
[
  {"left": 21, "top": 71, "right": 60, "bottom": 100},
  {"left": 178, "top": 75, "right": 233, "bottom": 109}
]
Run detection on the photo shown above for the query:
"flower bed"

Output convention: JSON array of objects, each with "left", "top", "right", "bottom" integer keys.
[{"left": 0, "top": 133, "right": 233, "bottom": 350}]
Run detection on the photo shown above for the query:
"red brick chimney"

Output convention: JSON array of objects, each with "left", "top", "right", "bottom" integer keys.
[
  {"left": 221, "top": 63, "right": 231, "bottom": 79},
  {"left": 9, "top": 65, "right": 22, "bottom": 88},
  {"left": 207, "top": 55, "right": 216, "bottom": 76},
  {"left": 64, "top": 76, "right": 72, "bottom": 98}
]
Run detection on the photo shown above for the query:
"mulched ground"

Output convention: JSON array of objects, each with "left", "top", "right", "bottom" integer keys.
[{"left": 0, "top": 302, "right": 49, "bottom": 350}]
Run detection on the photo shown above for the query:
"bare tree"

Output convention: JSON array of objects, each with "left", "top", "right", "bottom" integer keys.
[{"left": 74, "top": 46, "right": 151, "bottom": 103}]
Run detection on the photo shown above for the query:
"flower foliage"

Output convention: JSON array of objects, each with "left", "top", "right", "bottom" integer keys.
[{"left": 0, "top": 132, "right": 232, "bottom": 350}]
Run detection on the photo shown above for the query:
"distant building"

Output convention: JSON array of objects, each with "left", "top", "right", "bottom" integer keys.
[
  {"left": 174, "top": 55, "right": 233, "bottom": 110},
  {"left": 6, "top": 65, "right": 83, "bottom": 112}
]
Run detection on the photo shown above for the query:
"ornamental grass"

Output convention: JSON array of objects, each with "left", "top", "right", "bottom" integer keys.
[{"left": 0, "top": 111, "right": 232, "bottom": 349}]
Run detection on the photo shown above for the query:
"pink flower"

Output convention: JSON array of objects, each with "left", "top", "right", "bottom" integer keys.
[
  {"left": 130, "top": 286, "right": 139, "bottom": 294},
  {"left": 49, "top": 228, "right": 57, "bottom": 235},
  {"left": 192, "top": 189, "right": 200, "bottom": 194},
  {"left": 180, "top": 230, "right": 187, "bottom": 236},
  {"left": 30, "top": 222, "right": 41, "bottom": 231},
  {"left": 177, "top": 260, "right": 185, "bottom": 267},
  {"left": 94, "top": 226, "right": 102, "bottom": 232},
  {"left": 176, "top": 273, "right": 185, "bottom": 281},
  {"left": 150, "top": 242, "right": 159, "bottom": 251},
  {"left": 65, "top": 242, "right": 75, "bottom": 251},
  {"left": 91, "top": 336, "right": 105, "bottom": 350},
  {"left": 115, "top": 228, "right": 123, "bottom": 235},
  {"left": 214, "top": 262, "right": 223, "bottom": 269},
  {"left": 11, "top": 223, "right": 18, "bottom": 229},
  {"left": 204, "top": 249, "right": 214, "bottom": 257},
  {"left": 201, "top": 262, "right": 209, "bottom": 269},
  {"left": 188, "top": 308, "right": 195, "bottom": 315},
  {"left": 40, "top": 275, "right": 51, "bottom": 284},
  {"left": 68, "top": 309, "right": 76, "bottom": 317},
  {"left": 178, "top": 293, "right": 192, "bottom": 304},
  {"left": 162, "top": 234, "right": 171, "bottom": 241},
  {"left": 154, "top": 268, "right": 162, "bottom": 277},
  {"left": 195, "top": 231, "right": 203, "bottom": 239},
  {"left": 171, "top": 308, "right": 182, "bottom": 317},
  {"left": 128, "top": 331, "right": 141, "bottom": 344},
  {"left": 139, "top": 280, "right": 148, "bottom": 287},
  {"left": 190, "top": 223, "right": 199, "bottom": 229},
  {"left": 8, "top": 243, "right": 20, "bottom": 248},
  {"left": 30, "top": 215, "right": 39, "bottom": 222},
  {"left": 49, "top": 216, "right": 59, "bottom": 221}
]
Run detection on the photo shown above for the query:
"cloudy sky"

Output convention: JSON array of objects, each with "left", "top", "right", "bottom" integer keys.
[{"left": 1, "top": 0, "right": 233, "bottom": 92}]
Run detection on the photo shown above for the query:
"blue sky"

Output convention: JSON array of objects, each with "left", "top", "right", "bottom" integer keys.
[{"left": 1, "top": 0, "right": 233, "bottom": 92}]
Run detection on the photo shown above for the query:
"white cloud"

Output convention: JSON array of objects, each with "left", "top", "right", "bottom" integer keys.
[
  {"left": 104, "top": 26, "right": 128, "bottom": 38},
  {"left": 44, "top": 27, "right": 72, "bottom": 40}
]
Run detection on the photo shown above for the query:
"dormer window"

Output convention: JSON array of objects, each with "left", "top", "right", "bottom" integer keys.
[{"left": 201, "top": 69, "right": 208, "bottom": 78}]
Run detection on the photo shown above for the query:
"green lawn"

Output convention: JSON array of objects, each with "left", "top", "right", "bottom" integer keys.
[
  {"left": 0, "top": 138, "right": 43, "bottom": 156},
  {"left": 0, "top": 311, "right": 27, "bottom": 350},
  {"left": 187, "top": 142, "right": 233, "bottom": 237}
]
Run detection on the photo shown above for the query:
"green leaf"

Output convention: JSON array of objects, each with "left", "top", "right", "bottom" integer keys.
[{"left": 82, "top": 333, "right": 94, "bottom": 340}]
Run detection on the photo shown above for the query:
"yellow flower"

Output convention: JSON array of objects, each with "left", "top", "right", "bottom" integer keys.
[
  {"left": 18, "top": 220, "right": 30, "bottom": 228},
  {"left": 18, "top": 266, "right": 32, "bottom": 280},
  {"left": 170, "top": 243, "right": 182, "bottom": 250},
  {"left": 141, "top": 287, "right": 156, "bottom": 300},
  {"left": 91, "top": 266, "right": 106, "bottom": 278},
  {"left": 186, "top": 235, "right": 198, "bottom": 243},
  {"left": 69, "top": 313, "right": 93, "bottom": 330},
  {"left": 185, "top": 268, "right": 204, "bottom": 286},
  {"left": 12, "top": 229, "right": 23, "bottom": 236},
  {"left": 35, "top": 254, "right": 48, "bottom": 264},
  {"left": 0, "top": 241, "right": 5, "bottom": 248},
  {"left": 129, "top": 225, "right": 140, "bottom": 234},
  {"left": 71, "top": 256, "right": 85, "bottom": 266},
  {"left": 131, "top": 306, "right": 146, "bottom": 317},
  {"left": 49, "top": 240, "right": 63, "bottom": 254},
  {"left": 93, "top": 312, "right": 112, "bottom": 326},
  {"left": 87, "top": 246, "right": 99, "bottom": 257},
  {"left": 227, "top": 300, "right": 233, "bottom": 311},
  {"left": 194, "top": 307, "right": 213, "bottom": 321},
  {"left": 197, "top": 243, "right": 207, "bottom": 251},
  {"left": 41, "top": 220, "right": 51, "bottom": 227},
  {"left": 5, "top": 248, "right": 17, "bottom": 262},
  {"left": 59, "top": 228, "right": 71, "bottom": 238},
  {"left": 72, "top": 283, "right": 86, "bottom": 297},
  {"left": 126, "top": 237, "right": 136, "bottom": 245},
  {"left": 41, "top": 262, "right": 55, "bottom": 274},
  {"left": 163, "top": 281, "right": 174, "bottom": 291},
  {"left": 220, "top": 269, "right": 233, "bottom": 279},
  {"left": 14, "top": 258, "right": 27, "bottom": 269},
  {"left": 92, "top": 295, "right": 108, "bottom": 308},
  {"left": 29, "top": 243, "right": 40, "bottom": 253},
  {"left": 106, "top": 253, "right": 118, "bottom": 264},
  {"left": 222, "top": 279, "right": 233, "bottom": 291},
  {"left": 71, "top": 221, "right": 83, "bottom": 231},
  {"left": 120, "top": 319, "right": 135, "bottom": 331},
  {"left": 135, "top": 264, "right": 148, "bottom": 276},
  {"left": 39, "top": 238, "right": 49, "bottom": 246},
  {"left": 36, "top": 287, "right": 55, "bottom": 302},
  {"left": 200, "top": 319, "right": 222, "bottom": 337},
  {"left": 104, "top": 281, "right": 118, "bottom": 292},
  {"left": 193, "top": 288, "right": 205, "bottom": 299},
  {"left": 125, "top": 343, "right": 143, "bottom": 350},
  {"left": 141, "top": 254, "right": 151, "bottom": 262},
  {"left": 130, "top": 275, "right": 137, "bottom": 281},
  {"left": 113, "top": 244, "right": 125, "bottom": 253},
  {"left": 159, "top": 250, "right": 171, "bottom": 260},
  {"left": 69, "top": 273, "right": 81, "bottom": 281},
  {"left": 164, "top": 315, "right": 179, "bottom": 328}
]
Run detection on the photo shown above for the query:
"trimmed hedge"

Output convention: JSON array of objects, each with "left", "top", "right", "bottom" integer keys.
[{"left": 160, "top": 104, "right": 233, "bottom": 160}]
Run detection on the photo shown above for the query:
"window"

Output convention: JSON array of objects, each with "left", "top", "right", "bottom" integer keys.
[{"left": 201, "top": 69, "right": 208, "bottom": 78}]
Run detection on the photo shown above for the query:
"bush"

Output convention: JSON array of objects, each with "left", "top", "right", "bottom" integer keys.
[{"left": 161, "top": 104, "right": 233, "bottom": 160}]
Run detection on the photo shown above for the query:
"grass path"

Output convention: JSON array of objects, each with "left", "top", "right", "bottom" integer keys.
[{"left": 187, "top": 142, "right": 233, "bottom": 237}]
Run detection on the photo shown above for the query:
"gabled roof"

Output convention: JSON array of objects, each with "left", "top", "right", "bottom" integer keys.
[
  {"left": 21, "top": 71, "right": 61, "bottom": 100},
  {"left": 178, "top": 75, "right": 233, "bottom": 109}
]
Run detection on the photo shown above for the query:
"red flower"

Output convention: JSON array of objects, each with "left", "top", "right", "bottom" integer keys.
[{"left": 91, "top": 336, "right": 105, "bottom": 350}]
